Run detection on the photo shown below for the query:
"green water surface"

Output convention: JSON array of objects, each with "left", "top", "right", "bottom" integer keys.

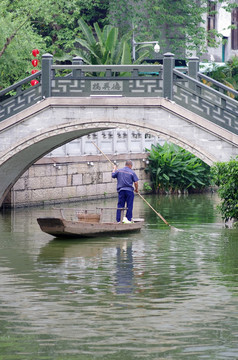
[{"left": 0, "top": 193, "right": 238, "bottom": 360}]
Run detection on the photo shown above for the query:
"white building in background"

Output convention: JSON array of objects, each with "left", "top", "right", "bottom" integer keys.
[{"left": 201, "top": 1, "right": 238, "bottom": 62}]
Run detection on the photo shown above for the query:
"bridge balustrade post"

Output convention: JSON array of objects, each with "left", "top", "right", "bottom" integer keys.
[
  {"left": 72, "top": 56, "right": 84, "bottom": 78},
  {"left": 188, "top": 57, "right": 200, "bottom": 91},
  {"left": 41, "top": 53, "right": 53, "bottom": 98},
  {"left": 163, "top": 52, "right": 175, "bottom": 100},
  {"left": 106, "top": 69, "right": 112, "bottom": 77}
]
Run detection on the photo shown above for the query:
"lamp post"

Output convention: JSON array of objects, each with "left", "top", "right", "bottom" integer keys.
[{"left": 132, "top": 36, "right": 160, "bottom": 61}]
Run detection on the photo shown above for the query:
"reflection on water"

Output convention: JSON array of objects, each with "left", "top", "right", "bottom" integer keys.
[
  {"left": 1, "top": 193, "right": 238, "bottom": 359},
  {"left": 115, "top": 242, "right": 134, "bottom": 294}
]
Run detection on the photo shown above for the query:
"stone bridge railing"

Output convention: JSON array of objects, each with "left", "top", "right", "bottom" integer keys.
[
  {"left": 0, "top": 53, "right": 238, "bottom": 135},
  {"left": 173, "top": 66, "right": 238, "bottom": 135}
]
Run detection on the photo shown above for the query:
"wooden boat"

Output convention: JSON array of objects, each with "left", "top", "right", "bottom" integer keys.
[{"left": 37, "top": 207, "right": 144, "bottom": 238}]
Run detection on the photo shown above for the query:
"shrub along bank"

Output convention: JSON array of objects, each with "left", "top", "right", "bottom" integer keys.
[
  {"left": 145, "top": 142, "right": 211, "bottom": 194},
  {"left": 211, "top": 158, "right": 238, "bottom": 224}
]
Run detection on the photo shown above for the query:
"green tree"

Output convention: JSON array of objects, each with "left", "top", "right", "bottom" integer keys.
[
  {"left": 0, "top": 1, "right": 46, "bottom": 89},
  {"left": 211, "top": 158, "right": 238, "bottom": 222},
  {"left": 31, "top": 1, "right": 110, "bottom": 57},
  {"left": 146, "top": 142, "right": 211, "bottom": 194},
  {"left": 0, "top": 0, "right": 72, "bottom": 88},
  {"left": 75, "top": 18, "right": 152, "bottom": 65},
  {"left": 77, "top": 0, "right": 109, "bottom": 27},
  {"left": 0, "top": 0, "right": 111, "bottom": 89},
  {"left": 109, "top": 0, "right": 234, "bottom": 58}
]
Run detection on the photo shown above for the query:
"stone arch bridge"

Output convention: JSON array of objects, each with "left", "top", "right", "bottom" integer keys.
[{"left": 0, "top": 53, "right": 238, "bottom": 207}]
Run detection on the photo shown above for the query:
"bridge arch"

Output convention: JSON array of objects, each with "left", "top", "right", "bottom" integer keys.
[{"left": 0, "top": 97, "right": 238, "bottom": 207}]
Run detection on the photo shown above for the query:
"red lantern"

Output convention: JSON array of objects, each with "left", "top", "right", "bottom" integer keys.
[
  {"left": 31, "top": 79, "right": 39, "bottom": 86},
  {"left": 32, "top": 59, "right": 39, "bottom": 67},
  {"left": 31, "top": 69, "right": 39, "bottom": 74},
  {"left": 32, "top": 49, "right": 39, "bottom": 57}
]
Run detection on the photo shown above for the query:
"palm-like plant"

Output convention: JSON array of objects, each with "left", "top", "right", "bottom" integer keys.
[{"left": 75, "top": 18, "right": 152, "bottom": 65}]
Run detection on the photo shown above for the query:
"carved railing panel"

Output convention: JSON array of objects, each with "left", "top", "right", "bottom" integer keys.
[
  {"left": 173, "top": 69, "right": 238, "bottom": 135},
  {"left": 51, "top": 77, "right": 163, "bottom": 97},
  {"left": 0, "top": 85, "right": 42, "bottom": 122}
]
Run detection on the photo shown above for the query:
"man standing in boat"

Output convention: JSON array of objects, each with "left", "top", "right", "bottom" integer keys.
[{"left": 112, "top": 160, "right": 139, "bottom": 223}]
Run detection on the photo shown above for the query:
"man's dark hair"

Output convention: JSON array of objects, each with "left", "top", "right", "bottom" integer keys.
[{"left": 125, "top": 160, "right": 133, "bottom": 166}]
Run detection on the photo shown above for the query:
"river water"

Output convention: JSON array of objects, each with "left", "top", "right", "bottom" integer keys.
[{"left": 1, "top": 193, "right": 238, "bottom": 360}]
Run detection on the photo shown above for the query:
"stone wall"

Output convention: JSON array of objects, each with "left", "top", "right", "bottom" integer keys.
[
  {"left": 11, "top": 153, "right": 150, "bottom": 208},
  {"left": 9, "top": 128, "right": 156, "bottom": 208}
]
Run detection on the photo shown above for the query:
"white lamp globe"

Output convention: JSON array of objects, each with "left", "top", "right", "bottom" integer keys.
[{"left": 154, "top": 43, "right": 160, "bottom": 53}]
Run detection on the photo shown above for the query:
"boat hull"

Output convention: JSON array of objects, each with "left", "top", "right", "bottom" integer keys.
[{"left": 37, "top": 217, "right": 144, "bottom": 238}]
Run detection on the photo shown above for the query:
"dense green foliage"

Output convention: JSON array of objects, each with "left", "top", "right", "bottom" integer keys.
[
  {"left": 145, "top": 142, "right": 211, "bottom": 194},
  {"left": 0, "top": 0, "right": 110, "bottom": 89},
  {"left": 78, "top": 0, "right": 109, "bottom": 27},
  {"left": 109, "top": 0, "right": 234, "bottom": 57},
  {"left": 211, "top": 158, "right": 238, "bottom": 222},
  {"left": 0, "top": 0, "right": 46, "bottom": 88},
  {"left": 0, "top": 15, "right": 45, "bottom": 89}
]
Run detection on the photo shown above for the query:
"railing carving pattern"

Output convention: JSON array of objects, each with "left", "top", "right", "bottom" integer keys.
[{"left": 173, "top": 69, "right": 238, "bottom": 135}]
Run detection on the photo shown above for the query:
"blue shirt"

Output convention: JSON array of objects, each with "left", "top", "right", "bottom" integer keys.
[{"left": 112, "top": 166, "right": 139, "bottom": 192}]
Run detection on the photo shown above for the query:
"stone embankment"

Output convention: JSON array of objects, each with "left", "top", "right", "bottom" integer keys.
[{"left": 9, "top": 154, "right": 149, "bottom": 208}]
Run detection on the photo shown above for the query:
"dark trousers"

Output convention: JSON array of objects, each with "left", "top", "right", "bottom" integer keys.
[{"left": 116, "top": 190, "right": 134, "bottom": 222}]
